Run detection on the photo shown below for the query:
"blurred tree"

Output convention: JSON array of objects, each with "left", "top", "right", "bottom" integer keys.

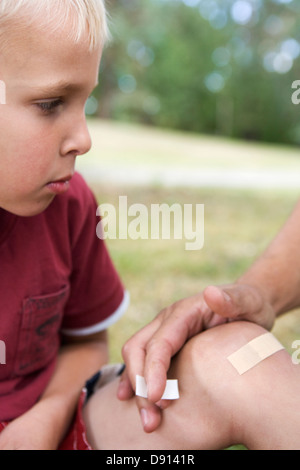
[{"left": 91, "top": 0, "right": 300, "bottom": 145}]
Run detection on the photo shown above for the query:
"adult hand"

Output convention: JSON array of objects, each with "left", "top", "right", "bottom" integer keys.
[{"left": 117, "top": 283, "right": 275, "bottom": 432}]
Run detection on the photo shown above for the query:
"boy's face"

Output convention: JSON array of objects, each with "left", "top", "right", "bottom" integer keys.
[{"left": 0, "top": 21, "right": 102, "bottom": 217}]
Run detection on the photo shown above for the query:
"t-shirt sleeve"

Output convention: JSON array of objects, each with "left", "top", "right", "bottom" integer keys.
[{"left": 60, "top": 173, "right": 128, "bottom": 336}]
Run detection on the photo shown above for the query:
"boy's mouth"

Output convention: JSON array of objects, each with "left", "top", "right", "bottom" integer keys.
[
  {"left": 46, "top": 174, "right": 73, "bottom": 195},
  {"left": 51, "top": 175, "right": 73, "bottom": 184}
]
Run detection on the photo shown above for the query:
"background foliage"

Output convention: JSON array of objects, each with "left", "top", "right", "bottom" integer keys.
[{"left": 87, "top": 0, "right": 300, "bottom": 145}]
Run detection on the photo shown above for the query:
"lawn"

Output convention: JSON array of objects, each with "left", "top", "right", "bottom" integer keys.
[
  {"left": 82, "top": 119, "right": 300, "bottom": 172},
  {"left": 89, "top": 183, "right": 300, "bottom": 362},
  {"left": 77, "top": 119, "right": 300, "bottom": 189}
]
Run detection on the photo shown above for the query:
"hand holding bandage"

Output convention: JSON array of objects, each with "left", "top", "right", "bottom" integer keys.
[
  {"left": 136, "top": 375, "right": 179, "bottom": 400},
  {"left": 117, "top": 283, "right": 274, "bottom": 433}
]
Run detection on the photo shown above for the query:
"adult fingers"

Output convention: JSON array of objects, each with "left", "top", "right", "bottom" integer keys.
[
  {"left": 117, "top": 352, "right": 164, "bottom": 433},
  {"left": 119, "top": 316, "right": 163, "bottom": 398},
  {"left": 142, "top": 296, "right": 213, "bottom": 403},
  {"left": 117, "top": 369, "right": 135, "bottom": 401}
]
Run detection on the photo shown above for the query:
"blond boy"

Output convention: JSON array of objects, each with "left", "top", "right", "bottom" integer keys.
[{"left": 0, "top": 0, "right": 129, "bottom": 449}]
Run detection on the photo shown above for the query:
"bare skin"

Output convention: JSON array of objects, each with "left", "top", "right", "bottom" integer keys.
[{"left": 84, "top": 321, "right": 300, "bottom": 450}]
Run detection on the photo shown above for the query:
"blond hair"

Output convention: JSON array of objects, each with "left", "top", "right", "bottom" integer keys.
[{"left": 0, "top": 0, "right": 110, "bottom": 51}]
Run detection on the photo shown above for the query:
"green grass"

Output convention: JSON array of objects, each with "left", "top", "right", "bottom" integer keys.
[{"left": 87, "top": 182, "right": 300, "bottom": 362}]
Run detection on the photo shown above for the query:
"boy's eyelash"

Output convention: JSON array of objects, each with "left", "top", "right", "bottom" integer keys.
[{"left": 36, "top": 99, "right": 63, "bottom": 114}]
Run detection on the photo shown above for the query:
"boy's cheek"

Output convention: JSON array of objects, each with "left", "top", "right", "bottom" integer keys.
[
  {"left": 0, "top": 103, "right": 25, "bottom": 132},
  {"left": 2, "top": 108, "right": 42, "bottom": 145}
]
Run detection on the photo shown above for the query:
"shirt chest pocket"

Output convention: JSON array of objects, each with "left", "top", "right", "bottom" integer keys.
[{"left": 14, "top": 286, "right": 70, "bottom": 376}]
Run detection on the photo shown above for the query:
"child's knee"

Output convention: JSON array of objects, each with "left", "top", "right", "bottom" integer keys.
[
  {"left": 179, "top": 320, "right": 268, "bottom": 372},
  {"left": 169, "top": 320, "right": 271, "bottom": 409},
  {"left": 165, "top": 322, "right": 268, "bottom": 448}
]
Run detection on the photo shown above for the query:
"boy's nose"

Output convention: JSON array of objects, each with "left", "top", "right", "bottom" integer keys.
[{"left": 61, "top": 116, "right": 92, "bottom": 158}]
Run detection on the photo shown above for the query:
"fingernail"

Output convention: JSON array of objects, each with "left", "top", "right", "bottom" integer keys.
[
  {"left": 117, "top": 379, "right": 127, "bottom": 398},
  {"left": 155, "top": 400, "right": 163, "bottom": 409},
  {"left": 140, "top": 408, "right": 148, "bottom": 428},
  {"left": 223, "top": 291, "right": 231, "bottom": 302}
]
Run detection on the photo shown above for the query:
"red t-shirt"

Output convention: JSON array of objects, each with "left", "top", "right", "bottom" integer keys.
[{"left": 0, "top": 173, "right": 127, "bottom": 421}]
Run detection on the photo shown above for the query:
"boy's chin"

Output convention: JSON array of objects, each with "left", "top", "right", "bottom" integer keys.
[{"left": 8, "top": 195, "right": 56, "bottom": 217}]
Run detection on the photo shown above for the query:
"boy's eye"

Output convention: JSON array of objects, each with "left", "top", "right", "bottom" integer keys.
[{"left": 36, "top": 99, "right": 63, "bottom": 114}]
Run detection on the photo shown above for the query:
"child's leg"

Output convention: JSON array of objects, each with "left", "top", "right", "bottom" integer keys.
[{"left": 83, "top": 321, "right": 300, "bottom": 450}]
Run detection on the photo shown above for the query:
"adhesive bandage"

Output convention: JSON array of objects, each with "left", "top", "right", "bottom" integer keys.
[
  {"left": 136, "top": 375, "right": 180, "bottom": 400},
  {"left": 227, "top": 332, "right": 284, "bottom": 375}
]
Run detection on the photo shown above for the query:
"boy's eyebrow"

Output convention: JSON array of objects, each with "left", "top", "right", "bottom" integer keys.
[{"left": 31, "top": 79, "right": 99, "bottom": 96}]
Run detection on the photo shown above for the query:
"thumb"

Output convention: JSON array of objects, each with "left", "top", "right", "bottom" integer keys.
[{"left": 203, "top": 284, "right": 262, "bottom": 320}]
